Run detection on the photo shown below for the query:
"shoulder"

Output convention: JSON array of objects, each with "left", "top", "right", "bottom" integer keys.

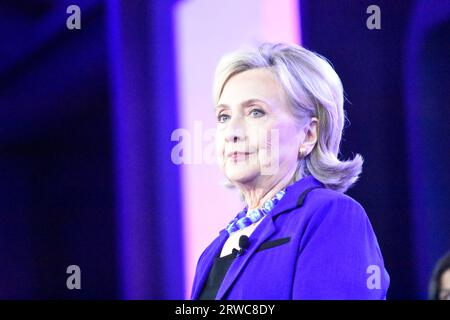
[
  {"left": 303, "top": 187, "right": 367, "bottom": 222},
  {"left": 309, "top": 187, "right": 364, "bottom": 208},
  {"left": 278, "top": 187, "right": 373, "bottom": 247},
  {"left": 289, "top": 187, "right": 377, "bottom": 248},
  {"left": 293, "top": 187, "right": 383, "bottom": 256}
]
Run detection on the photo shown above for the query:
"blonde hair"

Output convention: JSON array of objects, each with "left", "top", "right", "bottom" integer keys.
[{"left": 214, "top": 43, "right": 363, "bottom": 193}]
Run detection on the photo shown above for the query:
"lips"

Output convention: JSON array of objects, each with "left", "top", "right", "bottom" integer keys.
[{"left": 227, "top": 151, "right": 252, "bottom": 161}]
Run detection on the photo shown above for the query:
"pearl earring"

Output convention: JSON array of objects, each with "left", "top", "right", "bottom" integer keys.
[{"left": 299, "top": 146, "right": 306, "bottom": 158}]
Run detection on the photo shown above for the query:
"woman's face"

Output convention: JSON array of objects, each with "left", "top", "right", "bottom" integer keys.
[
  {"left": 439, "top": 269, "right": 450, "bottom": 300},
  {"left": 215, "top": 68, "right": 304, "bottom": 187}
]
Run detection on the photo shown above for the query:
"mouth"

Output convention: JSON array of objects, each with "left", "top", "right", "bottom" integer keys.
[{"left": 227, "top": 151, "right": 252, "bottom": 161}]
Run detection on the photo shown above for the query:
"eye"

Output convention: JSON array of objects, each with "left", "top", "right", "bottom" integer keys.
[
  {"left": 249, "top": 108, "right": 265, "bottom": 118},
  {"left": 217, "top": 113, "right": 230, "bottom": 123}
]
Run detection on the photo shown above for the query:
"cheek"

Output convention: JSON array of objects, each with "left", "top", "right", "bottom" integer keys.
[
  {"left": 280, "top": 126, "right": 301, "bottom": 158},
  {"left": 255, "top": 122, "right": 283, "bottom": 153},
  {"left": 257, "top": 122, "right": 300, "bottom": 159},
  {"left": 215, "top": 130, "right": 227, "bottom": 169},
  {"left": 253, "top": 127, "right": 278, "bottom": 165},
  {"left": 251, "top": 120, "right": 275, "bottom": 150}
]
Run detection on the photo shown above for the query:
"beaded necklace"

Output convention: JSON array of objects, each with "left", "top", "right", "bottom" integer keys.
[{"left": 226, "top": 188, "right": 287, "bottom": 235}]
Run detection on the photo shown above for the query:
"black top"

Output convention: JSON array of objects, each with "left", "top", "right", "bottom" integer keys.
[{"left": 198, "top": 251, "right": 236, "bottom": 300}]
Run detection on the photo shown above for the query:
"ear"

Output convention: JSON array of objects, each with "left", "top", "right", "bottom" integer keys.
[{"left": 302, "top": 117, "right": 318, "bottom": 155}]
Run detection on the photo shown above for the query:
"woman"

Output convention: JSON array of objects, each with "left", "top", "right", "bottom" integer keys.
[
  {"left": 429, "top": 252, "right": 450, "bottom": 300},
  {"left": 191, "top": 43, "right": 390, "bottom": 300}
]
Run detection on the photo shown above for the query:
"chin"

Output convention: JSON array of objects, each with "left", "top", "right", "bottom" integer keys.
[{"left": 226, "top": 170, "right": 260, "bottom": 185}]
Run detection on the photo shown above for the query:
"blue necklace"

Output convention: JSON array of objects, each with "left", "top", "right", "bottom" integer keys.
[{"left": 226, "top": 188, "right": 287, "bottom": 235}]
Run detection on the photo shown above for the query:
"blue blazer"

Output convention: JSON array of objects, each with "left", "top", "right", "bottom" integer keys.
[{"left": 191, "top": 175, "right": 390, "bottom": 300}]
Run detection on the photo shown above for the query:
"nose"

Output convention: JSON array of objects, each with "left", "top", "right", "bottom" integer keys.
[{"left": 224, "top": 117, "right": 245, "bottom": 143}]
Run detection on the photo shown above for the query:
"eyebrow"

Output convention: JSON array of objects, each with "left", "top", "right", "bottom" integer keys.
[{"left": 215, "top": 98, "right": 271, "bottom": 110}]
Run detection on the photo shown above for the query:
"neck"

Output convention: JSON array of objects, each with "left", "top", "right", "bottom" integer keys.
[{"left": 236, "top": 167, "right": 297, "bottom": 210}]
